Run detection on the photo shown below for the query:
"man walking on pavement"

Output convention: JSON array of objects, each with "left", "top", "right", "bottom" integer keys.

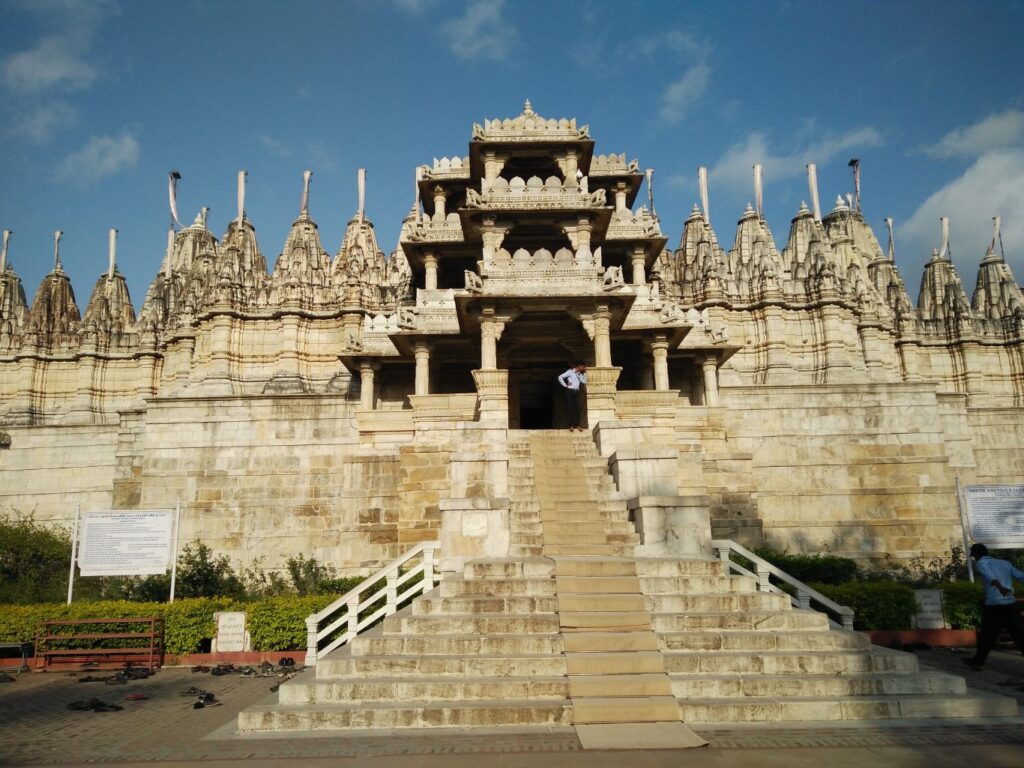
[
  {"left": 962, "top": 542, "right": 1024, "bottom": 670},
  {"left": 558, "top": 362, "right": 587, "bottom": 431}
]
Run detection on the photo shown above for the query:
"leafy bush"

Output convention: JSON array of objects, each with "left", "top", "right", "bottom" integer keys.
[
  {"left": 875, "top": 546, "right": 969, "bottom": 587},
  {"left": 753, "top": 548, "right": 860, "bottom": 585},
  {"left": 0, "top": 513, "right": 73, "bottom": 603},
  {"left": 246, "top": 594, "right": 340, "bottom": 651},
  {"left": 810, "top": 581, "right": 917, "bottom": 630},
  {"left": 940, "top": 581, "right": 983, "bottom": 630}
]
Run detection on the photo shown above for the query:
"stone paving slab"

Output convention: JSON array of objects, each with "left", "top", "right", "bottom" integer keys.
[{"left": 0, "top": 649, "right": 1021, "bottom": 766}]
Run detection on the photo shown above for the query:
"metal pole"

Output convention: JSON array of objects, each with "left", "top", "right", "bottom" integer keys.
[
  {"left": 67, "top": 505, "right": 80, "bottom": 605},
  {"left": 169, "top": 501, "right": 182, "bottom": 602},
  {"left": 955, "top": 477, "right": 975, "bottom": 583}
]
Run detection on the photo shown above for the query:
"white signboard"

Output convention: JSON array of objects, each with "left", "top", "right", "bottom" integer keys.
[
  {"left": 964, "top": 485, "right": 1024, "bottom": 548},
  {"left": 78, "top": 509, "right": 175, "bottom": 576}
]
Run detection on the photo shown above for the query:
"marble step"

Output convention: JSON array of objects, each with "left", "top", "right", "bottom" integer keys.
[
  {"left": 413, "top": 595, "right": 558, "bottom": 615},
  {"left": 557, "top": 593, "right": 647, "bottom": 612},
  {"left": 639, "top": 575, "right": 756, "bottom": 594},
  {"left": 544, "top": 544, "right": 635, "bottom": 556},
  {"left": 317, "top": 653, "right": 568, "bottom": 679},
  {"left": 556, "top": 575, "right": 642, "bottom": 594},
  {"left": 440, "top": 577, "right": 555, "bottom": 597},
  {"left": 385, "top": 613, "right": 561, "bottom": 635},
  {"left": 281, "top": 675, "right": 569, "bottom": 704},
  {"left": 569, "top": 673, "right": 673, "bottom": 698},
  {"left": 351, "top": 633, "right": 564, "bottom": 657},
  {"left": 571, "top": 696, "right": 681, "bottom": 724},
  {"left": 560, "top": 611, "right": 653, "bottom": 631},
  {"left": 677, "top": 693, "right": 1019, "bottom": 723},
  {"left": 634, "top": 558, "right": 730, "bottom": 577},
  {"left": 668, "top": 671, "right": 964, "bottom": 699},
  {"left": 239, "top": 698, "right": 573, "bottom": 731},
  {"left": 552, "top": 558, "right": 638, "bottom": 577},
  {"left": 658, "top": 629, "right": 871, "bottom": 652},
  {"left": 464, "top": 558, "right": 555, "bottom": 580},
  {"left": 645, "top": 592, "right": 791, "bottom": 612},
  {"left": 562, "top": 631, "right": 660, "bottom": 653},
  {"left": 564, "top": 651, "right": 665, "bottom": 675},
  {"left": 662, "top": 649, "right": 920, "bottom": 675},
  {"left": 651, "top": 610, "right": 829, "bottom": 632}
]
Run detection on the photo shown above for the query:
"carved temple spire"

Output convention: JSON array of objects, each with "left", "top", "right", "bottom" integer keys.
[
  {"left": 267, "top": 171, "right": 333, "bottom": 308},
  {"left": 918, "top": 218, "right": 972, "bottom": 323},
  {"left": 972, "top": 216, "right": 1024, "bottom": 321}
]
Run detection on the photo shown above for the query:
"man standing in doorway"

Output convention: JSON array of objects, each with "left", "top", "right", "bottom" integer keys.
[
  {"left": 962, "top": 543, "right": 1024, "bottom": 670},
  {"left": 558, "top": 362, "right": 587, "bottom": 431}
]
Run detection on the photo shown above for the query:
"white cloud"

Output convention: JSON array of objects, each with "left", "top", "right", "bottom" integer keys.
[
  {"left": 441, "top": 0, "right": 517, "bottom": 60},
  {"left": 709, "top": 127, "right": 883, "bottom": 193},
  {"left": 259, "top": 134, "right": 294, "bottom": 157},
  {"left": 392, "top": 0, "right": 436, "bottom": 12},
  {"left": 1, "top": 0, "right": 117, "bottom": 94},
  {"left": 902, "top": 149, "right": 1024, "bottom": 278},
  {"left": 922, "top": 109, "right": 1024, "bottom": 160},
  {"left": 659, "top": 62, "right": 710, "bottom": 124},
  {"left": 7, "top": 100, "right": 77, "bottom": 143},
  {"left": 56, "top": 131, "right": 140, "bottom": 183}
]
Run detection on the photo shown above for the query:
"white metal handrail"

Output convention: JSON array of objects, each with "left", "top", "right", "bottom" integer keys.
[
  {"left": 711, "top": 539, "right": 855, "bottom": 631},
  {"left": 304, "top": 541, "right": 441, "bottom": 665}
]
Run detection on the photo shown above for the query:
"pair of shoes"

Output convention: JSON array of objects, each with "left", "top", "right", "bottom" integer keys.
[
  {"left": 123, "top": 693, "right": 148, "bottom": 701},
  {"left": 78, "top": 675, "right": 109, "bottom": 683},
  {"left": 193, "top": 692, "right": 221, "bottom": 709},
  {"left": 180, "top": 686, "right": 207, "bottom": 696},
  {"left": 191, "top": 665, "right": 211, "bottom": 673},
  {"left": 961, "top": 657, "right": 984, "bottom": 671},
  {"left": 68, "top": 697, "right": 123, "bottom": 712},
  {"left": 279, "top": 657, "right": 295, "bottom": 668},
  {"left": 0, "top": 672, "right": 16, "bottom": 683}
]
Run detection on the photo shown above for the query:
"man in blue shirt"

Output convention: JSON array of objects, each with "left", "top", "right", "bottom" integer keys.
[
  {"left": 962, "top": 543, "right": 1024, "bottom": 670},
  {"left": 557, "top": 362, "right": 587, "bottom": 431}
]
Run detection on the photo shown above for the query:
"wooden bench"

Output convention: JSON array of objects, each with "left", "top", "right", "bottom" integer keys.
[{"left": 34, "top": 617, "right": 164, "bottom": 671}]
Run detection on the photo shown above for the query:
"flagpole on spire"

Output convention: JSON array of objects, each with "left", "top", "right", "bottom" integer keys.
[
  {"left": 300, "top": 170, "right": 312, "bottom": 216},
  {"left": 236, "top": 170, "right": 247, "bottom": 229},
  {"left": 848, "top": 158, "right": 861, "bottom": 212},
  {"left": 168, "top": 171, "right": 183, "bottom": 229},
  {"left": 939, "top": 216, "right": 950, "bottom": 260},
  {"left": 108, "top": 228, "right": 117, "bottom": 279},
  {"left": 885, "top": 217, "right": 895, "bottom": 262},
  {"left": 357, "top": 168, "right": 366, "bottom": 225},
  {"left": 1, "top": 230, "right": 9, "bottom": 273},
  {"left": 753, "top": 163, "right": 764, "bottom": 221},
  {"left": 164, "top": 226, "right": 174, "bottom": 280},
  {"left": 807, "top": 164, "right": 822, "bottom": 223},
  {"left": 698, "top": 166, "right": 710, "bottom": 228},
  {"left": 53, "top": 231, "right": 63, "bottom": 270},
  {"left": 646, "top": 168, "right": 656, "bottom": 221}
]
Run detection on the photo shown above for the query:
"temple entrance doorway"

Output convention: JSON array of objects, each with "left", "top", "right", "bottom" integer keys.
[{"left": 510, "top": 366, "right": 562, "bottom": 429}]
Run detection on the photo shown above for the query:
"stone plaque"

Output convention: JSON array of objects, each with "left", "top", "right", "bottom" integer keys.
[
  {"left": 914, "top": 589, "right": 945, "bottom": 630},
  {"left": 213, "top": 611, "right": 250, "bottom": 653}
]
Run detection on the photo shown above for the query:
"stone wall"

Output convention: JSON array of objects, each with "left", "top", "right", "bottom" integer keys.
[{"left": 720, "top": 383, "right": 966, "bottom": 564}]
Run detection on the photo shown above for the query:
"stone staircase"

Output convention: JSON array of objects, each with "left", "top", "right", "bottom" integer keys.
[{"left": 238, "top": 430, "right": 1017, "bottom": 733}]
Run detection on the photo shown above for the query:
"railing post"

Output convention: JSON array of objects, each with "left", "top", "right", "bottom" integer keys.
[
  {"left": 305, "top": 616, "right": 318, "bottom": 666},
  {"left": 386, "top": 567, "right": 399, "bottom": 614},
  {"left": 755, "top": 563, "right": 771, "bottom": 592},
  {"left": 841, "top": 608, "right": 855, "bottom": 631},
  {"left": 423, "top": 544, "right": 436, "bottom": 591},
  {"left": 796, "top": 588, "right": 811, "bottom": 610},
  {"left": 347, "top": 595, "right": 359, "bottom": 640}
]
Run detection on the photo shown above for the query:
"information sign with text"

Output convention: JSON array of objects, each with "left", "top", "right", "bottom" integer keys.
[{"left": 78, "top": 509, "right": 175, "bottom": 576}]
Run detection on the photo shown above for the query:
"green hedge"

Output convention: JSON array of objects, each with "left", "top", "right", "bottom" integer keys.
[
  {"left": 0, "top": 595, "right": 341, "bottom": 655},
  {"left": 939, "top": 581, "right": 983, "bottom": 630},
  {"left": 810, "top": 581, "right": 917, "bottom": 630},
  {"left": 753, "top": 549, "right": 859, "bottom": 585}
]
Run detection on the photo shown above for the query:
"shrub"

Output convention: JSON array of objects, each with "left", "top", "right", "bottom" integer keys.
[
  {"left": 246, "top": 594, "right": 340, "bottom": 651},
  {"left": 753, "top": 548, "right": 859, "bottom": 585},
  {"left": 940, "top": 581, "right": 983, "bottom": 630},
  {"left": 810, "top": 581, "right": 916, "bottom": 630},
  {"left": 0, "top": 513, "right": 72, "bottom": 603}
]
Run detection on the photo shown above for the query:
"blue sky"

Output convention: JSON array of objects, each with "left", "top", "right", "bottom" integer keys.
[{"left": 2, "top": 0, "right": 1023, "bottom": 310}]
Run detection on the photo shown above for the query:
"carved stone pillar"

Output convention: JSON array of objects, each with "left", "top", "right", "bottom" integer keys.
[
  {"left": 576, "top": 216, "right": 593, "bottom": 252},
  {"left": 432, "top": 186, "right": 447, "bottom": 224},
  {"left": 424, "top": 253, "right": 439, "bottom": 291},
  {"left": 651, "top": 335, "right": 670, "bottom": 391},
  {"left": 359, "top": 361, "right": 378, "bottom": 410},
  {"left": 631, "top": 245, "right": 646, "bottom": 286},
  {"left": 614, "top": 183, "right": 628, "bottom": 216},
  {"left": 472, "top": 368, "right": 509, "bottom": 426},
  {"left": 480, "top": 316, "right": 504, "bottom": 370},
  {"left": 483, "top": 152, "right": 507, "bottom": 187},
  {"left": 414, "top": 341, "right": 431, "bottom": 396},
  {"left": 702, "top": 354, "right": 720, "bottom": 407},
  {"left": 593, "top": 305, "right": 612, "bottom": 367},
  {"left": 584, "top": 366, "right": 621, "bottom": 424}
]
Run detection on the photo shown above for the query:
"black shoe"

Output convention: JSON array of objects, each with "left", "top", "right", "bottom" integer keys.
[{"left": 961, "top": 657, "right": 984, "bottom": 671}]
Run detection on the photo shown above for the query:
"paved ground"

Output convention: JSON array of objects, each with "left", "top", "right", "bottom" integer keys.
[{"left": 0, "top": 647, "right": 1022, "bottom": 767}]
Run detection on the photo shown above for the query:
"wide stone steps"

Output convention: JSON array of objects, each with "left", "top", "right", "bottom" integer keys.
[
  {"left": 413, "top": 595, "right": 558, "bottom": 615},
  {"left": 646, "top": 592, "right": 791, "bottom": 612},
  {"left": 651, "top": 610, "right": 829, "bottom": 632},
  {"left": 239, "top": 698, "right": 573, "bottom": 731},
  {"left": 317, "top": 653, "right": 569, "bottom": 678},
  {"left": 280, "top": 675, "right": 569, "bottom": 704},
  {"left": 668, "top": 671, "right": 965, "bottom": 699},
  {"left": 384, "top": 613, "right": 561, "bottom": 635},
  {"left": 678, "top": 693, "right": 1019, "bottom": 723},
  {"left": 639, "top": 575, "right": 756, "bottom": 593},
  {"left": 658, "top": 629, "right": 872, "bottom": 652},
  {"left": 439, "top": 576, "right": 554, "bottom": 597},
  {"left": 662, "top": 649, "right": 919, "bottom": 675},
  {"left": 352, "top": 633, "right": 565, "bottom": 657}
]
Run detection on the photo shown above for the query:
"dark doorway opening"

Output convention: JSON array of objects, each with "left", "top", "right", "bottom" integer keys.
[{"left": 518, "top": 378, "right": 556, "bottom": 429}]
